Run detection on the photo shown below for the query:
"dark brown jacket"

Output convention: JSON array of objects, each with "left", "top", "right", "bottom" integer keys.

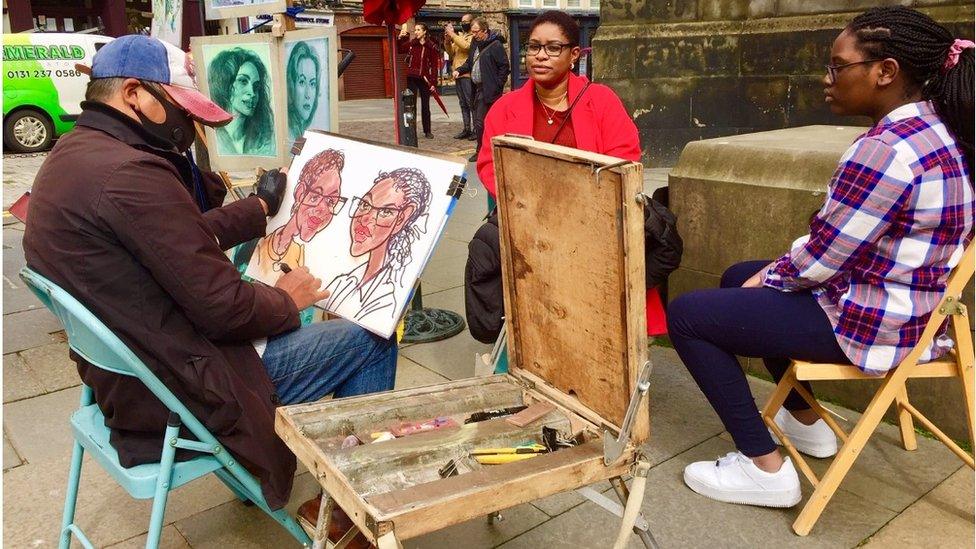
[{"left": 23, "top": 102, "right": 301, "bottom": 509}]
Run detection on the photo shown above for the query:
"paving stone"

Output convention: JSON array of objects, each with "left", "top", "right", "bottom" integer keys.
[
  {"left": 3, "top": 352, "right": 45, "bottom": 403},
  {"left": 3, "top": 429, "right": 23, "bottom": 471},
  {"left": 419, "top": 253, "right": 466, "bottom": 293},
  {"left": 174, "top": 471, "right": 319, "bottom": 548},
  {"left": 642, "top": 346, "right": 726, "bottom": 466},
  {"left": 530, "top": 480, "right": 614, "bottom": 518},
  {"left": 400, "top": 287, "right": 491, "bottom": 381},
  {"left": 395, "top": 355, "right": 450, "bottom": 390},
  {"left": 4, "top": 386, "right": 81, "bottom": 464},
  {"left": 862, "top": 467, "right": 974, "bottom": 549},
  {"left": 3, "top": 307, "right": 63, "bottom": 354},
  {"left": 3, "top": 283, "right": 42, "bottom": 315},
  {"left": 19, "top": 342, "right": 81, "bottom": 393},
  {"left": 2, "top": 453, "right": 236, "bottom": 548},
  {"left": 405, "top": 503, "right": 550, "bottom": 548},
  {"left": 105, "top": 525, "right": 192, "bottom": 549}
]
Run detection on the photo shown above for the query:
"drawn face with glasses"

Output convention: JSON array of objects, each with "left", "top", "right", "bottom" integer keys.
[
  {"left": 526, "top": 22, "right": 580, "bottom": 87},
  {"left": 349, "top": 177, "right": 415, "bottom": 257},
  {"left": 294, "top": 168, "right": 344, "bottom": 242}
]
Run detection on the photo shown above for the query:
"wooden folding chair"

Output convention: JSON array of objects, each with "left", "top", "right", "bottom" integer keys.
[{"left": 761, "top": 242, "right": 975, "bottom": 536}]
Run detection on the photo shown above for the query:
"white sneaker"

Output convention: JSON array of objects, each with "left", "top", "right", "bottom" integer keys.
[
  {"left": 768, "top": 408, "right": 838, "bottom": 458},
  {"left": 683, "top": 452, "right": 802, "bottom": 508}
]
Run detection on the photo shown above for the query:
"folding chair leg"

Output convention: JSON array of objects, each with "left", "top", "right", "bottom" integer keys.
[
  {"left": 953, "top": 314, "right": 975, "bottom": 449},
  {"left": 146, "top": 417, "right": 180, "bottom": 549},
  {"left": 59, "top": 440, "right": 86, "bottom": 549},
  {"left": 793, "top": 375, "right": 904, "bottom": 536},
  {"left": 761, "top": 365, "right": 798, "bottom": 419},
  {"left": 895, "top": 386, "right": 917, "bottom": 451}
]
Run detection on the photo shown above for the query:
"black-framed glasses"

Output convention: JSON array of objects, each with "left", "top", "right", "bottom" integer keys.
[
  {"left": 525, "top": 42, "right": 571, "bottom": 57},
  {"left": 301, "top": 190, "right": 346, "bottom": 214},
  {"left": 349, "top": 196, "right": 404, "bottom": 227},
  {"left": 825, "top": 59, "right": 882, "bottom": 84}
]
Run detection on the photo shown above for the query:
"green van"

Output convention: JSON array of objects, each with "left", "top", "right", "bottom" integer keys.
[{"left": 3, "top": 33, "right": 113, "bottom": 153}]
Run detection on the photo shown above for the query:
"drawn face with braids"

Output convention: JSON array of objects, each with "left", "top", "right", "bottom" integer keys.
[{"left": 348, "top": 168, "right": 432, "bottom": 282}]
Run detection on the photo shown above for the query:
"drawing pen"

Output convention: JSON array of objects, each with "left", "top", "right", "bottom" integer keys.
[{"left": 279, "top": 263, "right": 292, "bottom": 274}]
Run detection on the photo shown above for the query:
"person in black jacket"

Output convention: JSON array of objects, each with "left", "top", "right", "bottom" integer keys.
[{"left": 454, "top": 18, "right": 510, "bottom": 162}]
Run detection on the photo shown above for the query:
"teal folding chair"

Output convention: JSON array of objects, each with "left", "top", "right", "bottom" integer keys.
[{"left": 19, "top": 267, "right": 311, "bottom": 549}]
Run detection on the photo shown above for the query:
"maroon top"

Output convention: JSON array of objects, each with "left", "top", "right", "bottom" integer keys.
[{"left": 532, "top": 95, "right": 577, "bottom": 149}]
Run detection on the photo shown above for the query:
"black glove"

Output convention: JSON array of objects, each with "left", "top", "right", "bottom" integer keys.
[{"left": 255, "top": 169, "right": 286, "bottom": 216}]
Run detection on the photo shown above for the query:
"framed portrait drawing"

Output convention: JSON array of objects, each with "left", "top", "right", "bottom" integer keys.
[
  {"left": 191, "top": 33, "right": 289, "bottom": 171},
  {"left": 204, "top": 0, "right": 287, "bottom": 21},
  {"left": 245, "top": 131, "right": 466, "bottom": 338},
  {"left": 282, "top": 27, "right": 339, "bottom": 142},
  {"left": 150, "top": 0, "right": 182, "bottom": 47}
]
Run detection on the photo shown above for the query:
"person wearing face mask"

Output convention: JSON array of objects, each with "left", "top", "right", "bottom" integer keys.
[
  {"left": 22, "top": 35, "right": 398, "bottom": 523},
  {"left": 454, "top": 17, "right": 510, "bottom": 162},
  {"left": 444, "top": 13, "right": 475, "bottom": 140}
]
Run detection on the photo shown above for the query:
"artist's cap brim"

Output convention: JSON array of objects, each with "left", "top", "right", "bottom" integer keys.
[
  {"left": 162, "top": 84, "right": 233, "bottom": 127},
  {"left": 75, "top": 63, "right": 92, "bottom": 76}
]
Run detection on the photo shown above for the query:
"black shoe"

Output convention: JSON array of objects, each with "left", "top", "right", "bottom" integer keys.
[
  {"left": 424, "top": 132, "right": 434, "bottom": 139},
  {"left": 467, "top": 134, "right": 477, "bottom": 141},
  {"left": 468, "top": 153, "right": 478, "bottom": 162},
  {"left": 453, "top": 130, "right": 472, "bottom": 139}
]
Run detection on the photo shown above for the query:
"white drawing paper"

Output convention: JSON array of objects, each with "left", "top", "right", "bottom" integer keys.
[{"left": 245, "top": 131, "right": 465, "bottom": 338}]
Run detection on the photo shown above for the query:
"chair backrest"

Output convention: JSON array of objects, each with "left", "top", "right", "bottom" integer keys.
[{"left": 18, "top": 267, "right": 220, "bottom": 447}]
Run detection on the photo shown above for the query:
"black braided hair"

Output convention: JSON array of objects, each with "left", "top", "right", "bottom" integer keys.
[
  {"left": 848, "top": 7, "right": 974, "bottom": 176},
  {"left": 375, "top": 167, "right": 432, "bottom": 284}
]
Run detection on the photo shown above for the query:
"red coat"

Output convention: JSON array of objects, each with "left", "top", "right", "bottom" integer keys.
[
  {"left": 476, "top": 72, "right": 641, "bottom": 197},
  {"left": 475, "top": 74, "right": 667, "bottom": 335},
  {"left": 397, "top": 36, "right": 440, "bottom": 86}
]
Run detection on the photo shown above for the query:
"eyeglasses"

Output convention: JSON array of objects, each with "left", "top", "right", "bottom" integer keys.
[
  {"left": 301, "top": 190, "right": 346, "bottom": 214},
  {"left": 525, "top": 42, "right": 571, "bottom": 57},
  {"left": 825, "top": 59, "right": 882, "bottom": 84},
  {"left": 349, "top": 196, "right": 404, "bottom": 227}
]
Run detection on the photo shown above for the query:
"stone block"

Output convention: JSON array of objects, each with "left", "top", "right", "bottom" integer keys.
[
  {"left": 591, "top": 34, "right": 636, "bottom": 80},
  {"left": 668, "top": 268, "right": 721, "bottom": 302},
  {"left": 669, "top": 127, "right": 865, "bottom": 274},
  {"left": 632, "top": 0, "right": 699, "bottom": 22},
  {"left": 629, "top": 78, "right": 694, "bottom": 129},
  {"left": 776, "top": 0, "right": 911, "bottom": 17},
  {"left": 635, "top": 35, "right": 740, "bottom": 78},
  {"left": 698, "top": 0, "right": 751, "bottom": 20},
  {"left": 637, "top": 125, "right": 739, "bottom": 167},
  {"left": 746, "top": 0, "right": 777, "bottom": 18},
  {"left": 690, "top": 76, "right": 790, "bottom": 128},
  {"left": 740, "top": 29, "right": 837, "bottom": 76}
]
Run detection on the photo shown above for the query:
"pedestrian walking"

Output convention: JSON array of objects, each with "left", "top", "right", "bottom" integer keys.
[
  {"left": 445, "top": 13, "right": 474, "bottom": 140},
  {"left": 454, "top": 18, "right": 510, "bottom": 162},
  {"left": 398, "top": 23, "right": 440, "bottom": 139}
]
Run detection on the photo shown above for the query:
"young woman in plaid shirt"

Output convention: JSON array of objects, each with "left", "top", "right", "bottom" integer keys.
[{"left": 671, "top": 7, "right": 974, "bottom": 508}]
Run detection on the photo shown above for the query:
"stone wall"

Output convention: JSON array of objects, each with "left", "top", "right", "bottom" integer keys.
[{"left": 592, "top": 1, "right": 975, "bottom": 167}]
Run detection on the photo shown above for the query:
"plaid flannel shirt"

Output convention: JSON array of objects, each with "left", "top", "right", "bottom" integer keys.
[{"left": 764, "top": 101, "right": 973, "bottom": 374}]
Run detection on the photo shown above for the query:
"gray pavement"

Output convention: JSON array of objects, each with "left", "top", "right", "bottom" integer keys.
[{"left": 3, "top": 98, "right": 973, "bottom": 548}]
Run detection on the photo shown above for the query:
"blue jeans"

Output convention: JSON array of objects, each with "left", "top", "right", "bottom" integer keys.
[
  {"left": 262, "top": 319, "right": 397, "bottom": 405},
  {"left": 667, "top": 261, "right": 849, "bottom": 457}
]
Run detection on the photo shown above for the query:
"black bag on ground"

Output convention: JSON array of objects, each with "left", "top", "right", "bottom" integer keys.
[{"left": 643, "top": 188, "right": 683, "bottom": 294}]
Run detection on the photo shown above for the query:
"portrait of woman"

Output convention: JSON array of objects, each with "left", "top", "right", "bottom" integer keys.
[
  {"left": 325, "top": 167, "right": 432, "bottom": 323},
  {"left": 251, "top": 149, "right": 347, "bottom": 282},
  {"left": 286, "top": 41, "right": 321, "bottom": 142},
  {"left": 207, "top": 46, "right": 277, "bottom": 156}
]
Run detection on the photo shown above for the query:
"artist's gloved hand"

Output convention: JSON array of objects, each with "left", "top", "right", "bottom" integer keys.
[{"left": 255, "top": 168, "right": 287, "bottom": 216}]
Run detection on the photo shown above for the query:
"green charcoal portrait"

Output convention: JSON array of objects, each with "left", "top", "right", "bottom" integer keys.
[
  {"left": 204, "top": 43, "right": 277, "bottom": 157},
  {"left": 285, "top": 37, "right": 333, "bottom": 142}
]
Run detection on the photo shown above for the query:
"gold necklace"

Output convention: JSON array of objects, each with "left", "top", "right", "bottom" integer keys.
[{"left": 536, "top": 90, "right": 567, "bottom": 125}]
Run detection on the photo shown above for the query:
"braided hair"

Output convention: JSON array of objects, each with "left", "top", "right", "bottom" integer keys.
[
  {"left": 848, "top": 7, "right": 974, "bottom": 176},
  {"left": 376, "top": 167, "right": 432, "bottom": 284}
]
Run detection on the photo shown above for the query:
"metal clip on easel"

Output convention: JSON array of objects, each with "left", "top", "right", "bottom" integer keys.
[{"left": 603, "top": 360, "right": 653, "bottom": 466}]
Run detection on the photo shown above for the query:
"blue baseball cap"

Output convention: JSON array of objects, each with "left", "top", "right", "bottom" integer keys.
[{"left": 79, "top": 35, "right": 231, "bottom": 126}]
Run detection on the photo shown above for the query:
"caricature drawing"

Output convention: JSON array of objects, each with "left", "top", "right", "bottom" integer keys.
[
  {"left": 324, "top": 167, "right": 432, "bottom": 323},
  {"left": 252, "top": 149, "right": 346, "bottom": 281}
]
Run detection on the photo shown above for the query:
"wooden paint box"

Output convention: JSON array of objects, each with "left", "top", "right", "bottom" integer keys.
[{"left": 275, "top": 137, "right": 649, "bottom": 547}]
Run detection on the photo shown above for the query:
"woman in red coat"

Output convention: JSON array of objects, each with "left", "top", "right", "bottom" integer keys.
[
  {"left": 398, "top": 23, "right": 440, "bottom": 139},
  {"left": 474, "top": 10, "right": 666, "bottom": 336}
]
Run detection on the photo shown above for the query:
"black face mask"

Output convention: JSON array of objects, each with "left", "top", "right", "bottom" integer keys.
[
  {"left": 136, "top": 83, "right": 196, "bottom": 152},
  {"left": 461, "top": 22, "right": 471, "bottom": 32}
]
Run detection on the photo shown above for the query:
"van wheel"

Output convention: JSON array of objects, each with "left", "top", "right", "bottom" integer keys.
[{"left": 4, "top": 109, "right": 54, "bottom": 153}]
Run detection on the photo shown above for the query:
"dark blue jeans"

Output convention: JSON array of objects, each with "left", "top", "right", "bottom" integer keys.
[
  {"left": 262, "top": 319, "right": 397, "bottom": 405},
  {"left": 667, "top": 261, "right": 849, "bottom": 457}
]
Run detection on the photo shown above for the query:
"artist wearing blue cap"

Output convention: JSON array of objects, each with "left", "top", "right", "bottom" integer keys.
[{"left": 22, "top": 35, "right": 398, "bottom": 518}]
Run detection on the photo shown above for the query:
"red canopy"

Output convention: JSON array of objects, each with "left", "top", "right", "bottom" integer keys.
[{"left": 363, "top": 0, "right": 426, "bottom": 26}]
